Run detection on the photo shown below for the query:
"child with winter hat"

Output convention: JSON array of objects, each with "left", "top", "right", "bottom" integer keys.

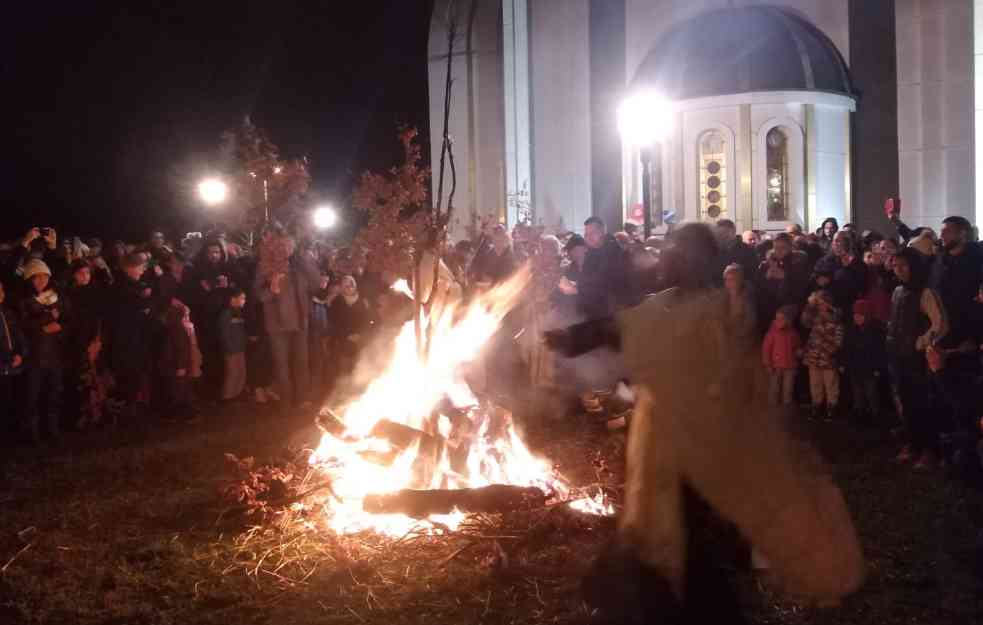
[
  {"left": 762, "top": 304, "right": 803, "bottom": 406},
  {"left": 842, "top": 299, "right": 887, "bottom": 424},
  {"left": 218, "top": 288, "right": 248, "bottom": 404},
  {"left": 801, "top": 289, "right": 845, "bottom": 420}
]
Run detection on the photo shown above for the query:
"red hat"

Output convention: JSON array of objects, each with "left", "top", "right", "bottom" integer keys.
[{"left": 853, "top": 299, "right": 871, "bottom": 316}]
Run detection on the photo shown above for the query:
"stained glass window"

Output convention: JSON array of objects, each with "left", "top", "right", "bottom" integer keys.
[
  {"left": 766, "top": 127, "right": 789, "bottom": 222},
  {"left": 699, "top": 131, "right": 727, "bottom": 221}
]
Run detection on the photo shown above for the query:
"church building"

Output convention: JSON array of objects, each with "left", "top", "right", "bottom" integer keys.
[{"left": 427, "top": 1, "right": 981, "bottom": 238}]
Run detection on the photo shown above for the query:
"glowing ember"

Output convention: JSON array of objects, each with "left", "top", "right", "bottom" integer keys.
[
  {"left": 308, "top": 268, "right": 608, "bottom": 535},
  {"left": 568, "top": 488, "right": 616, "bottom": 517}
]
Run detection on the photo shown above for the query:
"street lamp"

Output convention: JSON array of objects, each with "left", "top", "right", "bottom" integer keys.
[
  {"left": 198, "top": 178, "right": 228, "bottom": 206},
  {"left": 312, "top": 205, "right": 338, "bottom": 230},
  {"left": 617, "top": 91, "right": 674, "bottom": 239}
]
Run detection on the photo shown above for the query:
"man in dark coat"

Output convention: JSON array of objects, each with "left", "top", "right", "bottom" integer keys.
[
  {"left": 930, "top": 216, "right": 983, "bottom": 436},
  {"left": 713, "top": 219, "right": 758, "bottom": 286},
  {"left": 562, "top": 216, "right": 632, "bottom": 320},
  {"left": 756, "top": 233, "right": 810, "bottom": 333},
  {"left": 109, "top": 253, "right": 155, "bottom": 419}
]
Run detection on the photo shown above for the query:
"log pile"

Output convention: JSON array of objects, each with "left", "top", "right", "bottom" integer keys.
[{"left": 363, "top": 485, "right": 546, "bottom": 517}]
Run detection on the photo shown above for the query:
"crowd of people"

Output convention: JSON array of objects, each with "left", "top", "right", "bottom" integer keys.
[
  {"left": 466, "top": 212, "right": 983, "bottom": 476},
  {"left": 2, "top": 212, "right": 982, "bottom": 480},
  {"left": 0, "top": 225, "right": 388, "bottom": 444}
]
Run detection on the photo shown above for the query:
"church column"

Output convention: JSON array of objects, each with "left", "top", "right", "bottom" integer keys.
[
  {"left": 589, "top": 0, "right": 626, "bottom": 229},
  {"left": 502, "top": 0, "right": 532, "bottom": 226}
]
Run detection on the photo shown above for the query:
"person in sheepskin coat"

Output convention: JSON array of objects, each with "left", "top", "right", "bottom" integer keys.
[{"left": 545, "top": 223, "right": 864, "bottom": 624}]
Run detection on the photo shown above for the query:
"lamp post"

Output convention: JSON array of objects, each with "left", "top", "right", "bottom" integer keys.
[
  {"left": 198, "top": 178, "right": 228, "bottom": 207},
  {"left": 312, "top": 205, "right": 338, "bottom": 231},
  {"left": 618, "top": 91, "right": 674, "bottom": 240}
]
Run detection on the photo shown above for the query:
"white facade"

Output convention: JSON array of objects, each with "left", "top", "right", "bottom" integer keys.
[
  {"left": 897, "top": 0, "right": 974, "bottom": 228},
  {"left": 428, "top": 0, "right": 982, "bottom": 239}
]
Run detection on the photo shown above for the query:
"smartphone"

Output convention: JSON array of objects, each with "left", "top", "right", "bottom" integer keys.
[{"left": 884, "top": 198, "right": 900, "bottom": 219}]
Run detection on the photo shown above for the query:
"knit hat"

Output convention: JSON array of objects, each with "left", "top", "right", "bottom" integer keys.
[
  {"left": 21, "top": 259, "right": 52, "bottom": 281},
  {"left": 907, "top": 232, "right": 936, "bottom": 257},
  {"left": 853, "top": 299, "right": 871, "bottom": 317}
]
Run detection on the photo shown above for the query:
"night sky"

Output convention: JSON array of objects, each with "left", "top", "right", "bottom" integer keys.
[{"left": 3, "top": 0, "right": 433, "bottom": 241}]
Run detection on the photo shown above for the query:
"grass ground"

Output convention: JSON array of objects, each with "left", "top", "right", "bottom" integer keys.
[{"left": 1, "top": 404, "right": 982, "bottom": 625}]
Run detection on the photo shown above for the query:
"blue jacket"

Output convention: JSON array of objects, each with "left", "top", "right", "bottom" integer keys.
[{"left": 0, "top": 306, "right": 28, "bottom": 375}]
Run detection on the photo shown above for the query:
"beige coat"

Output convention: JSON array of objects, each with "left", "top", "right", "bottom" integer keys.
[{"left": 617, "top": 287, "right": 864, "bottom": 602}]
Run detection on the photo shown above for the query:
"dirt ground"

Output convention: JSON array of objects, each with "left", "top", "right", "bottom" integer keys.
[{"left": 1, "top": 404, "right": 982, "bottom": 625}]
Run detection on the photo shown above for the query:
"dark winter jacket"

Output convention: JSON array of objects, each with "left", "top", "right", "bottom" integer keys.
[
  {"left": 930, "top": 242, "right": 983, "bottom": 346},
  {"left": 470, "top": 245, "right": 517, "bottom": 286},
  {"left": 328, "top": 295, "right": 376, "bottom": 357},
  {"left": 109, "top": 277, "right": 154, "bottom": 373},
  {"left": 827, "top": 255, "right": 868, "bottom": 315},
  {"left": 887, "top": 284, "right": 948, "bottom": 358},
  {"left": 159, "top": 305, "right": 192, "bottom": 375},
  {"left": 0, "top": 305, "right": 28, "bottom": 375},
  {"left": 579, "top": 236, "right": 632, "bottom": 320},
  {"left": 19, "top": 287, "right": 67, "bottom": 369},
  {"left": 756, "top": 250, "right": 810, "bottom": 326},
  {"left": 843, "top": 320, "right": 887, "bottom": 376},
  {"left": 218, "top": 307, "right": 247, "bottom": 354},
  {"left": 714, "top": 237, "right": 759, "bottom": 286},
  {"left": 64, "top": 282, "right": 106, "bottom": 359}
]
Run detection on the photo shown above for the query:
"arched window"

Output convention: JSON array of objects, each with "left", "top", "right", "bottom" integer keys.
[
  {"left": 699, "top": 131, "right": 727, "bottom": 221},
  {"left": 766, "top": 127, "right": 790, "bottom": 221}
]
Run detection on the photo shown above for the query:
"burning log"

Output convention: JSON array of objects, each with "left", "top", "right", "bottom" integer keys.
[{"left": 362, "top": 484, "right": 546, "bottom": 518}]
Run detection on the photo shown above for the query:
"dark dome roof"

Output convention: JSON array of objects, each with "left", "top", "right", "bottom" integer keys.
[{"left": 631, "top": 6, "right": 854, "bottom": 100}]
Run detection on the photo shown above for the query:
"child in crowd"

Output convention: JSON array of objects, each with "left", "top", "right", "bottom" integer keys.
[
  {"left": 761, "top": 305, "right": 802, "bottom": 407},
  {"left": 308, "top": 276, "right": 335, "bottom": 393},
  {"left": 842, "top": 299, "right": 887, "bottom": 424},
  {"left": 159, "top": 302, "right": 201, "bottom": 422},
  {"left": 0, "top": 281, "right": 28, "bottom": 435},
  {"left": 801, "top": 289, "right": 844, "bottom": 420},
  {"left": 218, "top": 288, "right": 248, "bottom": 405}
]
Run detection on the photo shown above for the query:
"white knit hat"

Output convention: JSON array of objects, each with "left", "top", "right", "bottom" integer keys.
[
  {"left": 21, "top": 259, "right": 52, "bottom": 281},
  {"left": 907, "top": 233, "right": 936, "bottom": 257}
]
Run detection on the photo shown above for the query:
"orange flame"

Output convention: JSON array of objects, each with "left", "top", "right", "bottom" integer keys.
[{"left": 310, "top": 267, "right": 611, "bottom": 535}]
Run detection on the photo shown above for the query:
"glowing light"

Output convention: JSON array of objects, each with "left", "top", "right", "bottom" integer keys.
[
  {"left": 313, "top": 205, "right": 338, "bottom": 230},
  {"left": 273, "top": 166, "right": 283, "bottom": 174},
  {"left": 198, "top": 178, "right": 228, "bottom": 206},
  {"left": 618, "top": 90, "right": 675, "bottom": 146}
]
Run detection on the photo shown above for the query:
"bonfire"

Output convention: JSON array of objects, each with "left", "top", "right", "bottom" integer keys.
[{"left": 306, "top": 267, "right": 613, "bottom": 537}]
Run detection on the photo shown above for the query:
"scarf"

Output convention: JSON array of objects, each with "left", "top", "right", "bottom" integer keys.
[{"left": 35, "top": 289, "right": 59, "bottom": 307}]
